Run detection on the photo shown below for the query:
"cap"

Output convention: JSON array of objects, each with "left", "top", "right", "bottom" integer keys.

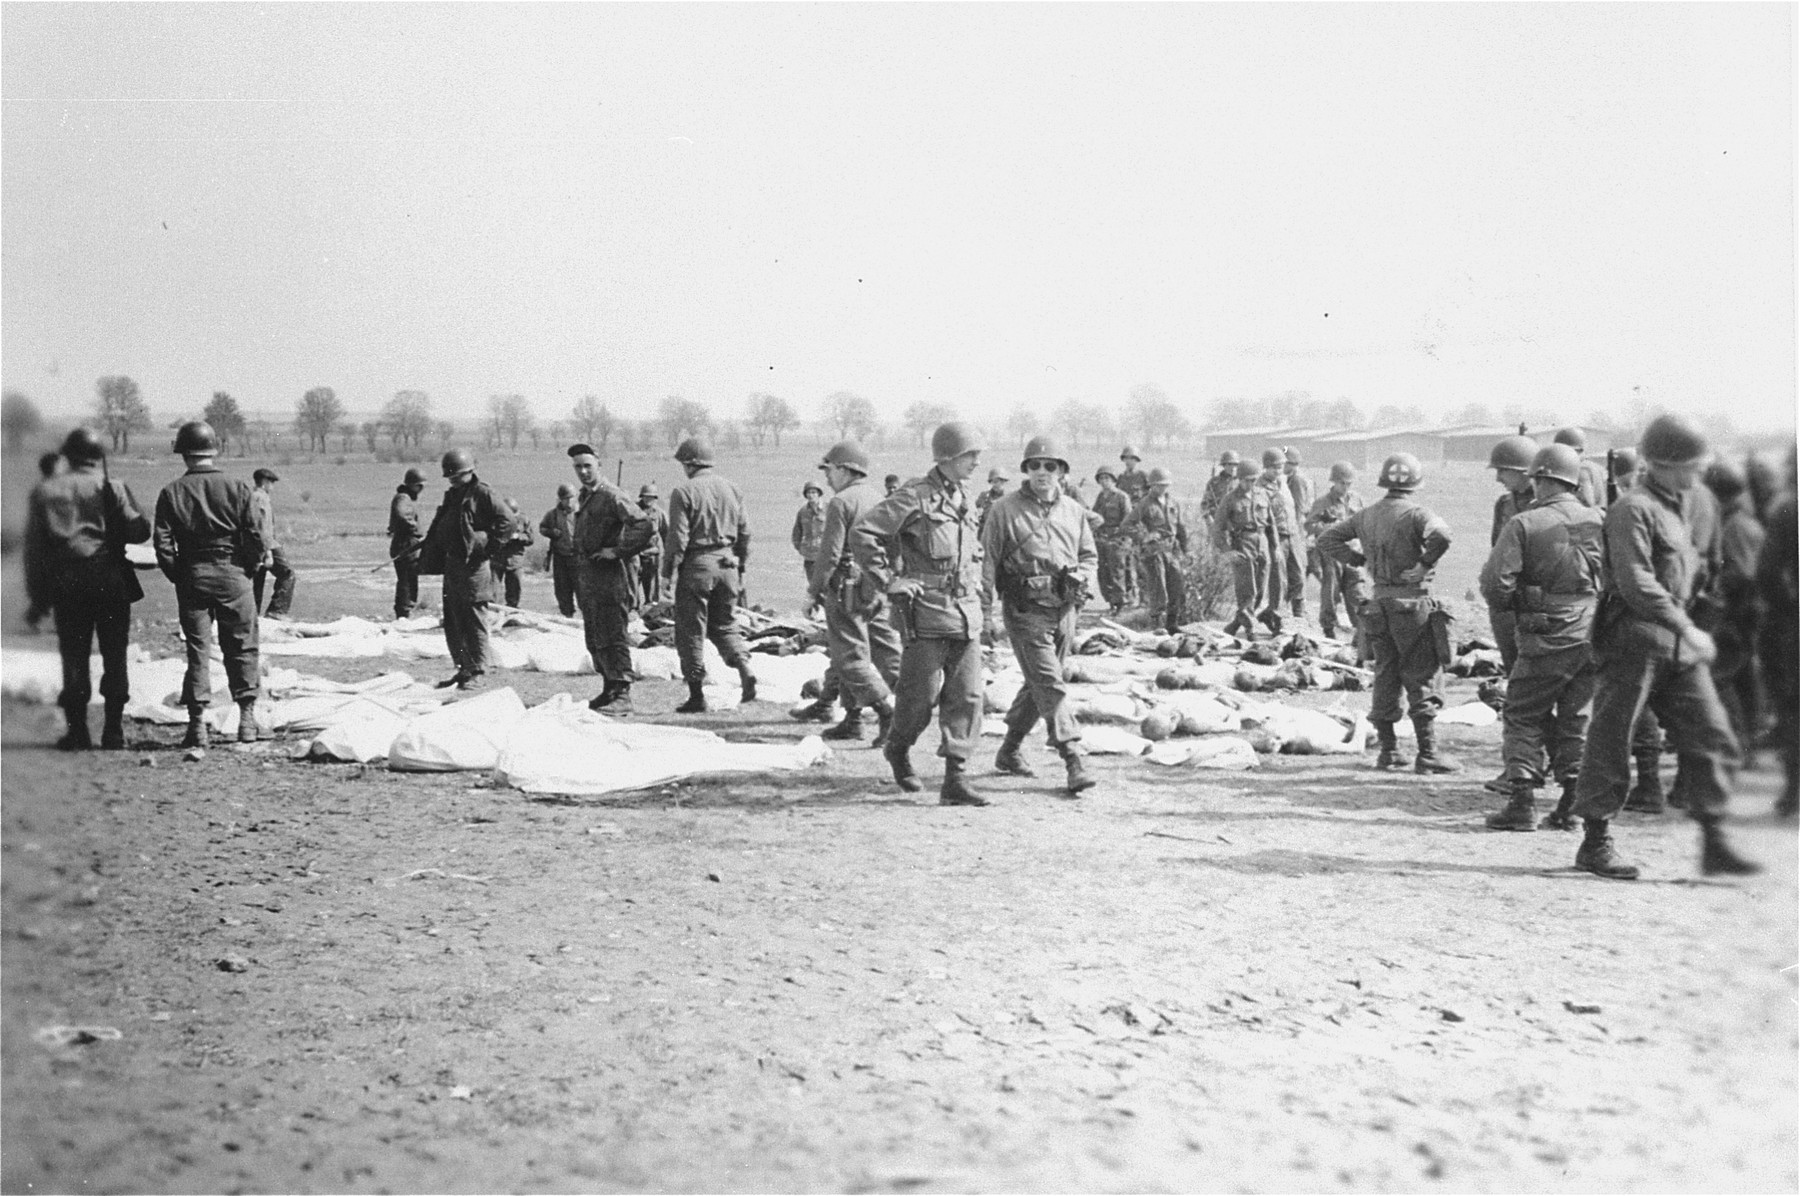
[
  {"left": 253, "top": 468, "right": 280, "bottom": 483},
  {"left": 567, "top": 443, "right": 597, "bottom": 459}
]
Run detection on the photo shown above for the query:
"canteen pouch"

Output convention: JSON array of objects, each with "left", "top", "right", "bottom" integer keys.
[{"left": 1428, "top": 600, "right": 1454, "bottom": 667}]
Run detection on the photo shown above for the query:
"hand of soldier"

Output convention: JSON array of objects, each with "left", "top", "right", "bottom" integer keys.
[
  {"left": 1679, "top": 624, "right": 1718, "bottom": 666},
  {"left": 1398, "top": 563, "right": 1429, "bottom": 585},
  {"left": 887, "top": 578, "right": 924, "bottom": 600},
  {"left": 804, "top": 596, "right": 823, "bottom": 619},
  {"left": 594, "top": 547, "right": 619, "bottom": 561}
]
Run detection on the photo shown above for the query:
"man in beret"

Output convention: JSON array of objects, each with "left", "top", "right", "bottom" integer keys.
[
  {"left": 568, "top": 443, "right": 655, "bottom": 711},
  {"left": 250, "top": 467, "right": 296, "bottom": 619}
]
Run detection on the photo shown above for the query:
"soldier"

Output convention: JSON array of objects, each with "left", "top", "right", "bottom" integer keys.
[
  {"left": 568, "top": 444, "right": 654, "bottom": 711},
  {"left": 1199, "top": 451, "right": 1241, "bottom": 527},
  {"left": 636, "top": 483, "right": 667, "bottom": 604},
  {"left": 1487, "top": 434, "right": 1539, "bottom": 673},
  {"left": 883, "top": 473, "right": 901, "bottom": 497},
  {"left": 388, "top": 467, "right": 427, "bottom": 619},
  {"left": 852, "top": 421, "right": 989, "bottom": 807},
  {"left": 539, "top": 483, "right": 580, "bottom": 618},
  {"left": 1123, "top": 466, "right": 1189, "bottom": 635},
  {"left": 1305, "top": 461, "right": 1366, "bottom": 644},
  {"left": 975, "top": 466, "right": 1011, "bottom": 532},
  {"left": 1282, "top": 447, "right": 1315, "bottom": 619},
  {"left": 664, "top": 437, "right": 757, "bottom": 713},
  {"left": 803, "top": 440, "right": 901, "bottom": 744},
  {"left": 1565, "top": 414, "right": 1760, "bottom": 879},
  {"left": 1607, "top": 447, "right": 1669, "bottom": 811},
  {"left": 1090, "top": 465, "right": 1134, "bottom": 615},
  {"left": 1116, "top": 446, "right": 1150, "bottom": 505},
  {"left": 790, "top": 481, "right": 828, "bottom": 590},
  {"left": 1478, "top": 445, "right": 1604, "bottom": 831},
  {"left": 1701, "top": 460, "right": 1765, "bottom": 771},
  {"left": 153, "top": 420, "right": 267, "bottom": 747},
  {"left": 983, "top": 435, "right": 1099, "bottom": 796},
  {"left": 490, "top": 497, "right": 535, "bottom": 609},
  {"left": 417, "top": 447, "right": 510, "bottom": 691},
  {"left": 24, "top": 427, "right": 150, "bottom": 750},
  {"left": 1316, "top": 453, "right": 1460, "bottom": 774},
  {"left": 1255, "top": 449, "right": 1299, "bottom": 633},
  {"left": 250, "top": 468, "right": 295, "bottom": 619},
  {"left": 1213, "top": 459, "right": 1272, "bottom": 639},
  {"left": 22, "top": 451, "right": 63, "bottom": 631},
  {"left": 1553, "top": 427, "right": 1607, "bottom": 508},
  {"left": 1755, "top": 452, "right": 1796, "bottom": 817}
]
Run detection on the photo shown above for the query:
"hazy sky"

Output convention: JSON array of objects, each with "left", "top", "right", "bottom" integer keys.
[{"left": 4, "top": 3, "right": 1794, "bottom": 430}]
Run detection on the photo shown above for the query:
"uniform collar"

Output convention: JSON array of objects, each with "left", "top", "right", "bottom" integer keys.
[
  {"left": 1641, "top": 474, "right": 1686, "bottom": 509},
  {"left": 185, "top": 461, "right": 221, "bottom": 475}
]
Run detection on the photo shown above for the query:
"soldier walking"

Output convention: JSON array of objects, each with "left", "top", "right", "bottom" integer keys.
[
  {"left": 984, "top": 435, "right": 1100, "bottom": 796},
  {"left": 418, "top": 448, "right": 510, "bottom": 691},
  {"left": 539, "top": 483, "right": 579, "bottom": 618},
  {"left": 1565, "top": 415, "right": 1760, "bottom": 879},
  {"left": 1316, "top": 453, "right": 1460, "bottom": 774},
  {"left": 664, "top": 437, "right": 758, "bottom": 713},
  {"left": 25, "top": 428, "right": 151, "bottom": 750},
  {"left": 388, "top": 467, "right": 427, "bottom": 618},
  {"left": 1213, "top": 459, "right": 1273, "bottom": 639},
  {"left": 1282, "top": 447, "right": 1314, "bottom": 619},
  {"left": 1255, "top": 449, "right": 1298, "bottom": 633},
  {"left": 636, "top": 483, "right": 667, "bottom": 604},
  {"left": 1479, "top": 445, "right": 1604, "bottom": 831},
  {"left": 568, "top": 444, "right": 654, "bottom": 711},
  {"left": 853, "top": 422, "right": 989, "bottom": 807},
  {"left": 1123, "top": 467, "right": 1189, "bottom": 635},
  {"left": 250, "top": 468, "right": 295, "bottom": 619},
  {"left": 1090, "top": 466, "right": 1134, "bottom": 614},
  {"left": 1199, "top": 451, "right": 1240, "bottom": 528},
  {"left": 153, "top": 421, "right": 267, "bottom": 746},
  {"left": 802, "top": 440, "right": 901, "bottom": 744},
  {"left": 1305, "top": 462, "right": 1365, "bottom": 644}
]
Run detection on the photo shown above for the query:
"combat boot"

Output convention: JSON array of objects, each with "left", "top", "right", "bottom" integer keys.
[
  {"left": 870, "top": 700, "right": 894, "bottom": 750},
  {"left": 1540, "top": 780, "right": 1578, "bottom": 831},
  {"left": 238, "top": 700, "right": 266, "bottom": 743},
  {"left": 1062, "top": 750, "right": 1097, "bottom": 796},
  {"left": 1623, "top": 750, "right": 1665, "bottom": 813},
  {"left": 589, "top": 682, "right": 631, "bottom": 712},
  {"left": 675, "top": 680, "right": 708, "bottom": 715},
  {"left": 1373, "top": 720, "right": 1404, "bottom": 770},
  {"left": 1482, "top": 768, "right": 1512, "bottom": 796},
  {"left": 994, "top": 728, "right": 1035, "bottom": 777},
  {"left": 821, "top": 708, "right": 866, "bottom": 741},
  {"left": 1698, "top": 816, "right": 1762, "bottom": 877},
  {"left": 1258, "top": 610, "right": 1284, "bottom": 635},
  {"left": 736, "top": 662, "right": 758, "bottom": 703},
  {"left": 100, "top": 700, "right": 126, "bottom": 751},
  {"left": 181, "top": 712, "right": 209, "bottom": 751},
  {"left": 1575, "top": 819, "right": 1639, "bottom": 880},
  {"left": 54, "top": 710, "right": 93, "bottom": 751},
  {"left": 939, "top": 760, "right": 988, "bottom": 807},
  {"left": 1484, "top": 781, "right": 1537, "bottom": 831},
  {"left": 883, "top": 741, "right": 922, "bottom": 792},
  {"left": 1412, "top": 716, "right": 1462, "bottom": 774},
  {"left": 789, "top": 695, "right": 837, "bottom": 723}
]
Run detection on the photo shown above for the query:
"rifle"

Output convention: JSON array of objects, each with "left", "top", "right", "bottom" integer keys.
[
  {"left": 1605, "top": 448, "right": 1618, "bottom": 507},
  {"left": 617, "top": 459, "right": 624, "bottom": 487}
]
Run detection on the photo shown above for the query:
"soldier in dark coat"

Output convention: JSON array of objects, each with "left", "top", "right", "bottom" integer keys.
[
  {"left": 418, "top": 448, "right": 511, "bottom": 691},
  {"left": 388, "top": 467, "right": 427, "bottom": 618},
  {"left": 665, "top": 438, "right": 757, "bottom": 713},
  {"left": 568, "top": 444, "right": 653, "bottom": 711},
  {"left": 538, "top": 483, "right": 579, "bottom": 618}
]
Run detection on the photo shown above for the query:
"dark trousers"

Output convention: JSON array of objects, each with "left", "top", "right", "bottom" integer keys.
[
  {"left": 823, "top": 592, "right": 900, "bottom": 707},
  {"left": 550, "top": 553, "right": 578, "bottom": 618},
  {"left": 576, "top": 562, "right": 635, "bottom": 683},
  {"left": 1712, "top": 621, "right": 1760, "bottom": 760},
  {"left": 492, "top": 549, "right": 526, "bottom": 609},
  {"left": 55, "top": 594, "right": 132, "bottom": 715},
  {"left": 177, "top": 562, "right": 260, "bottom": 709},
  {"left": 1142, "top": 550, "right": 1186, "bottom": 633},
  {"left": 1362, "top": 596, "right": 1444, "bottom": 724},
  {"left": 1282, "top": 535, "right": 1307, "bottom": 613},
  {"left": 889, "top": 634, "right": 983, "bottom": 764},
  {"left": 253, "top": 547, "right": 295, "bottom": 617},
  {"left": 1002, "top": 602, "right": 1081, "bottom": 752},
  {"left": 1490, "top": 609, "right": 1519, "bottom": 674},
  {"left": 673, "top": 554, "right": 751, "bottom": 684},
  {"left": 392, "top": 550, "right": 420, "bottom": 618},
  {"left": 1316, "top": 557, "right": 1364, "bottom": 640},
  {"left": 1572, "top": 622, "right": 1737, "bottom": 821},
  {"left": 1095, "top": 537, "right": 1131, "bottom": 608},
  {"left": 1227, "top": 542, "right": 1266, "bottom": 628},
  {"left": 441, "top": 567, "right": 493, "bottom": 678},
  {"left": 1501, "top": 649, "right": 1597, "bottom": 786},
  {"left": 639, "top": 556, "right": 663, "bottom": 605}
]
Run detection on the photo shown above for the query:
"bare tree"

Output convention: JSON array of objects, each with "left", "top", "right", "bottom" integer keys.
[
  {"left": 382, "top": 390, "right": 434, "bottom": 451},
  {"left": 338, "top": 422, "right": 357, "bottom": 453},
  {"left": 294, "top": 386, "right": 344, "bottom": 452},
  {"left": 822, "top": 391, "right": 877, "bottom": 441},
  {"left": 567, "top": 396, "right": 617, "bottom": 451},
  {"left": 901, "top": 401, "right": 956, "bottom": 448},
  {"left": 2, "top": 390, "right": 44, "bottom": 454},
  {"left": 361, "top": 421, "right": 382, "bottom": 454},
  {"left": 657, "top": 396, "right": 713, "bottom": 446},
  {"left": 204, "top": 392, "right": 247, "bottom": 455},
  {"left": 1125, "top": 384, "right": 1185, "bottom": 448},
  {"left": 435, "top": 420, "right": 457, "bottom": 451},
  {"left": 745, "top": 392, "right": 801, "bottom": 448},
  {"left": 94, "top": 376, "right": 153, "bottom": 453},
  {"left": 487, "top": 394, "right": 533, "bottom": 450}
]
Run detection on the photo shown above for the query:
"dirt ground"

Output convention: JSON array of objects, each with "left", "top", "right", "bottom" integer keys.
[{"left": 4, "top": 557, "right": 1796, "bottom": 1194}]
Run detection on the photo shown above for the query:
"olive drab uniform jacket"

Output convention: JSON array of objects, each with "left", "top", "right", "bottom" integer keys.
[
  {"left": 808, "top": 476, "right": 886, "bottom": 608},
  {"left": 790, "top": 500, "right": 826, "bottom": 562},
  {"left": 1122, "top": 491, "right": 1189, "bottom": 557},
  {"left": 1594, "top": 476, "right": 1710, "bottom": 657},
  {"left": 852, "top": 466, "right": 985, "bottom": 640},
  {"left": 1212, "top": 482, "right": 1274, "bottom": 554},
  {"left": 389, "top": 488, "right": 423, "bottom": 560},
  {"left": 1491, "top": 489, "right": 1535, "bottom": 546},
  {"left": 979, "top": 487, "right": 1097, "bottom": 613},
  {"left": 1286, "top": 472, "right": 1315, "bottom": 541},
  {"left": 1305, "top": 488, "right": 1364, "bottom": 539},
  {"left": 26, "top": 461, "right": 151, "bottom": 607},
  {"left": 1090, "top": 487, "right": 1131, "bottom": 539},
  {"left": 573, "top": 481, "right": 654, "bottom": 603},
  {"left": 1116, "top": 466, "right": 1150, "bottom": 505},
  {"left": 1199, "top": 471, "right": 1236, "bottom": 524},
  {"left": 1316, "top": 495, "right": 1452, "bottom": 592},
  {"left": 1256, "top": 475, "right": 1297, "bottom": 544},
  {"left": 1478, "top": 491, "right": 1604, "bottom": 658},
  {"left": 418, "top": 475, "right": 509, "bottom": 594}
]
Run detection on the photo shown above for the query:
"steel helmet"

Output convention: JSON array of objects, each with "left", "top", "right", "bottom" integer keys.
[
  {"left": 1217, "top": 450, "right": 1241, "bottom": 467},
  {"left": 1703, "top": 459, "right": 1747, "bottom": 501},
  {"left": 802, "top": 482, "right": 822, "bottom": 497},
  {"left": 172, "top": 420, "right": 219, "bottom": 455},
  {"left": 930, "top": 422, "right": 984, "bottom": 461},
  {"left": 1328, "top": 461, "right": 1355, "bottom": 484},
  {"left": 673, "top": 437, "right": 715, "bottom": 467},
  {"left": 820, "top": 440, "right": 870, "bottom": 475},
  {"left": 638, "top": 482, "right": 659, "bottom": 500},
  {"left": 402, "top": 467, "right": 427, "bottom": 486},
  {"left": 1553, "top": 426, "right": 1588, "bottom": 451},
  {"left": 440, "top": 447, "right": 476, "bottom": 477},
  {"left": 1235, "top": 460, "right": 1259, "bottom": 479},
  {"left": 1094, "top": 465, "right": 1118, "bottom": 482},
  {"left": 1019, "top": 434, "right": 1069, "bottom": 474},
  {"left": 1529, "top": 443, "right": 1583, "bottom": 487},
  {"left": 1378, "top": 453, "right": 1424, "bottom": 491},
  {"left": 1260, "top": 448, "right": 1284, "bottom": 469},
  {"left": 59, "top": 427, "right": 107, "bottom": 463},
  {"left": 1488, "top": 435, "right": 1537, "bottom": 472},
  {"left": 1147, "top": 466, "right": 1173, "bottom": 486},
  {"left": 556, "top": 482, "right": 576, "bottom": 498},
  {"left": 1283, "top": 446, "right": 1303, "bottom": 465},
  {"left": 1640, "top": 413, "right": 1708, "bottom": 466},
  {"left": 986, "top": 466, "right": 1011, "bottom": 483},
  {"left": 1609, "top": 447, "right": 1640, "bottom": 478},
  {"left": 1120, "top": 444, "right": 1141, "bottom": 462}
]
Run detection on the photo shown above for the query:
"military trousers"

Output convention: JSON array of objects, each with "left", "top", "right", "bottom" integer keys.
[
  {"left": 253, "top": 546, "right": 296, "bottom": 618},
  {"left": 491, "top": 548, "right": 527, "bottom": 609},
  {"left": 1501, "top": 647, "right": 1597, "bottom": 786},
  {"left": 1711, "top": 620, "right": 1761, "bottom": 762},
  {"left": 575, "top": 561, "right": 636, "bottom": 684},
  {"left": 1572, "top": 621, "right": 1737, "bottom": 821},
  {"left": 1490, "top": 610, "right": 1519, "bottom": 674},
  {"left": 638, "top": 555, "right": 663, "bottom": 605},
  {"left": 1095, "top": 536, "right": 1132, "bottom": 609},
  {"left": 1281, "top": 535, "right": 1307, "bottom": 613},
  {"left": 1759, "top": 603, "right": 1798, "bottom": 806},
  {"left": 889, "top": 634, "right": 983, "bottom": 765},
  {"left": 391, "top": 547, "right": 421, "bottom": 619},
  {"left": 176, "top": 562, "right": 261, "bottom": 709},
  {"left": 1227, "top": 541, "right": 1267, "bottom": 628},
  {"left": 1001, "top": 602, "right": 1082, "bottom": 753},
  {"left": 54, "top": 593, "right": 133, "bottom": 715},
  {"left": 441, "top": 564, "right": 495, "bottom": 678},
  {"left": 673, "top": 553, "right": 751, "bottom": 684},
  {"left": 549, "top": 552, "right": 578, "bottom": 618},
  {"left": 822, "top": 592, "right": 900, "bottom": 708},
  {"left": 1316, "top": 557, "right": 1365, "bottom": 641},
  {"left": 1142, "top": 550, "right": 1186, "bottom": 634},
  {"left": 1361, "top": 595, "right": 1445, "bottom": 725}
]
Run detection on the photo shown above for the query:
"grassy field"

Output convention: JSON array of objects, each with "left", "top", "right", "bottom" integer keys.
[{"left": 4, "top": 439, "right": 1518, "bottom": 628}]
